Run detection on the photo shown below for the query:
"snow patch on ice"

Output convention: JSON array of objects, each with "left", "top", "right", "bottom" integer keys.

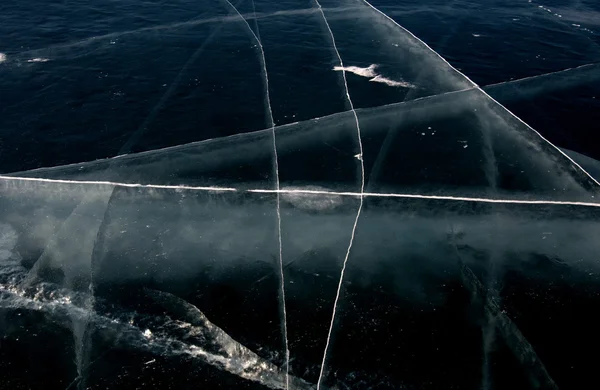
[
  {"left": 333, "top": 64, "right": 378, "bottom": 78},
  {"left": 369, "top": 75, "right": 415, "bottom": 88},
  {"left": 27, "top": 58, "right": 50, "bottom": 63},
  {"left": 334, "top": 63, "right": 414, "bottom": 88}
]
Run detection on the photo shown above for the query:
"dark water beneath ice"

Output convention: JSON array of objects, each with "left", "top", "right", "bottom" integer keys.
[{"left": 1, "top": 1, "right": 600, "bottom": 389}]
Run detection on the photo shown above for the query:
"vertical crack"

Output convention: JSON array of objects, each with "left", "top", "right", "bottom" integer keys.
[
  {"left": 311, "top": 2, "right": 366, "bottom": 388},
  {"left": 218, "top": 0, "right": 289, "bottom": 386}
]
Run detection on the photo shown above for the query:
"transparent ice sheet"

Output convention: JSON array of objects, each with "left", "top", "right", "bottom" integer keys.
[{"left": 2, "top": 1, "right": 600, "bottom": 389}]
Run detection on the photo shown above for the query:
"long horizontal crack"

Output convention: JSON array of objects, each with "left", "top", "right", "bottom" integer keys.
[{"left": 1, "top": 175, "right": 599, "bottom": 208}]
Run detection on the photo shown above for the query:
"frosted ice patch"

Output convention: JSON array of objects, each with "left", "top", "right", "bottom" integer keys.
[
  {"left": 0, "top": 53, "right": 6, "bottom": 63},
  {"left": 281, "top": 186, "right": 343, "bottom": 211},
  {"left": 369, "top": 75, "right": 415, "bottom": 88},
  {"left": 333, "top": 64, "right": 378, "bottom": 78},
  {"left": 0, "top": 224, "right": 17, "bottom": 260}
]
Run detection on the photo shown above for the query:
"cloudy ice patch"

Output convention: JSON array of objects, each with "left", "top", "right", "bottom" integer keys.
[
  {"left": 0, "top": 224, "right": 18, "bottom": 260},
  {"left": 281, "top": 186, "right": 343, "bottom": 211},
  {"left": 333, "top": 63, "right": 414, "bottom": 88},
  {"left": 369, "top": 75, "right": 415, "bottom": 88},
  {"left": 0, "top": 53, "right": 6, "bottom": 63}
]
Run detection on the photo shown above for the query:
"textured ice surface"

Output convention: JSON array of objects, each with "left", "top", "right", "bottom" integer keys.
[{"left": 2, "top": 0, "right": 600, "bottom": 389}]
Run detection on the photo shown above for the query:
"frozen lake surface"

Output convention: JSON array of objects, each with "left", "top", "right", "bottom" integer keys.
[{"left": 1, "top": 0, "right": 600, "bottom": 389}]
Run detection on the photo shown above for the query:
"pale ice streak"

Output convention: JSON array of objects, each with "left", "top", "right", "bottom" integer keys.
[
  {"left": 27, "top": 58, "right": 50, "bottom": 63},
  {"left": 359, "top": 0, "right": 600, "bottom": 187},
  {"left": 313, "top": 1, "right": 366, "bottom": 389},
  {"left": 219, "top": 0, "right": 289, "bottom": 387},
  {"left": 483, "top": 62, "right": 600, "bottom": 89},
  {"left": 0, "top": 175, "right": 237, "bottom": 191},
  {"left": 369, "top": 75, "right": 415, "bottom": 88},
  {"left": 255, "top": 188, "right": 600, "bottom": 207}
]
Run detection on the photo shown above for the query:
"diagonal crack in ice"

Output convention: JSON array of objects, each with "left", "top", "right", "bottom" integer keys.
[
  {"left": 118, "top": 0, "right": 248, "bottom": 155},
  {"left": 359, "top": 0, "right": 600, "bottom": 187},
  {"left": 311, "top": 1, "right": 366, "bottom": 388},
  {"left": 6, "top": 58, "right": 598, "bottom": 179},
  {"left": 484, "top": 62, "right": 600, "bottom": 90},
  {"left": 448, "top": 225, "right": 559, "bottom": 389}
]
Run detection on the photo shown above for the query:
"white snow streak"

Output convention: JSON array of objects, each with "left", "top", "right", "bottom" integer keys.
[
  {"left": 333, "top": 64, "right": 378, "bottom": 78},
  {"left": 333, "top": 64, "right": 414, "bottom": 88},
  {"left": 27, "top": 57, "right": 50, "bottom": 63},
  {"left": 369, "top": 74, "right": 415, "bottom": 88}
]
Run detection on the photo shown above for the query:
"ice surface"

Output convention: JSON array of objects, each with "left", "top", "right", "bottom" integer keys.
[
  {"left": 3, "top": 179, "right": 600, "bottom": 388},
  {"left": 8, "top": 87, "right": 598, "bottom": 201},
  {"left": 2, "top": 0, "right": 600, "bottom": 389}
]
